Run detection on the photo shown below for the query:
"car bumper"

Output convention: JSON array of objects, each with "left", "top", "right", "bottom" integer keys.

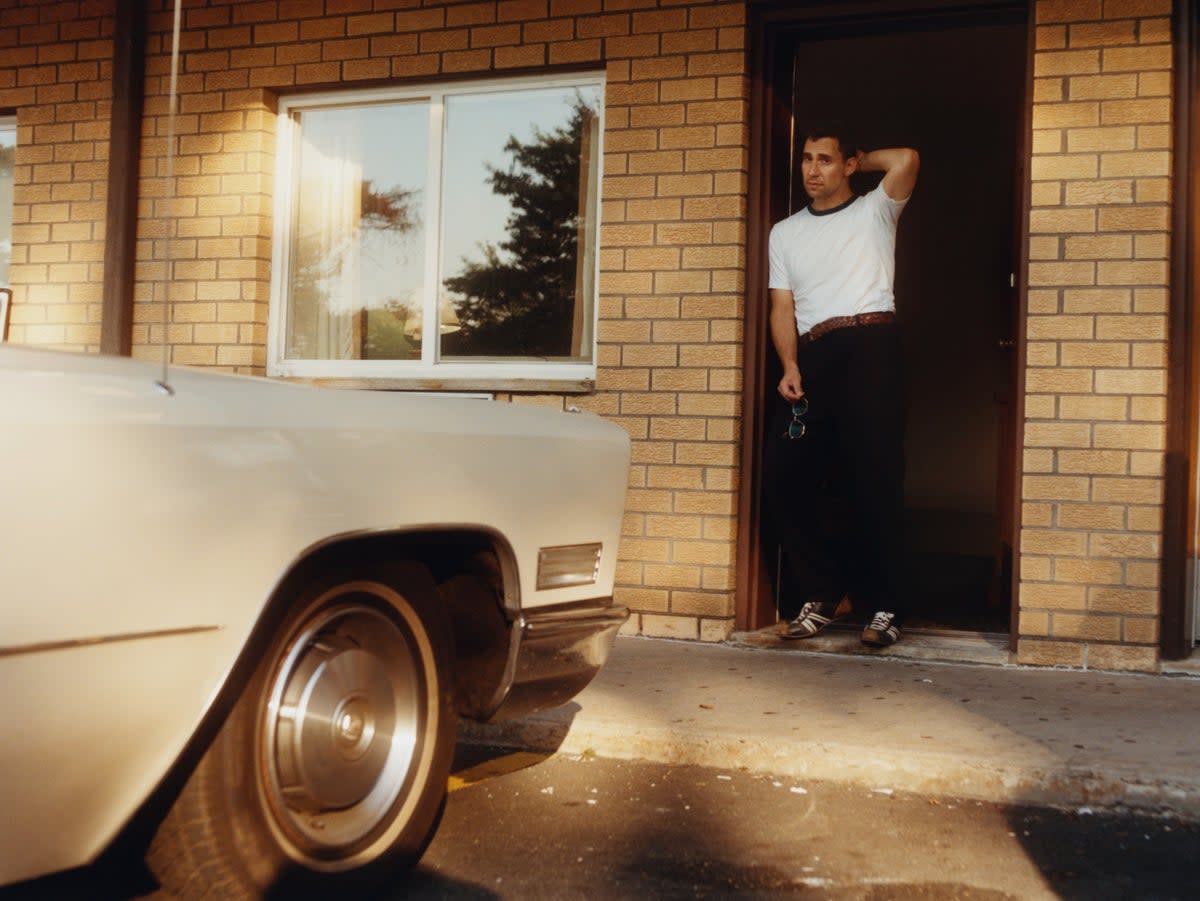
[{"left": 485, "top": 599, "right": 629, "bottom": 722}]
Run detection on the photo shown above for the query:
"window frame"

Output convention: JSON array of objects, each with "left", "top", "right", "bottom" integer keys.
[
  {"left": 267, "top": 72, "right": 605, "bottom": 392},
  {"left": 0, "top": 113, "right": 16, "bottom": 292}
]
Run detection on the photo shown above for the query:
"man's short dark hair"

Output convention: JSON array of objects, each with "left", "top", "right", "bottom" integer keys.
[{"left": 801, "top": 122, "right": 859, "bottom": 161}]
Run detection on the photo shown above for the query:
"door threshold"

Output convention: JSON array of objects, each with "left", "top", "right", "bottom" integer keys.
[
  {"left": 732, "top": 623, "right": 1012, "bottom": 668},
  {"left": 1161, "top": 647, "right": 1200, "bottom": 677}
]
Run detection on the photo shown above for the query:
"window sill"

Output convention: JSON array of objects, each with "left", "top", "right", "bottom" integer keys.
[{"left": 279, "top": 375, "right": 596, "bottom": 394}]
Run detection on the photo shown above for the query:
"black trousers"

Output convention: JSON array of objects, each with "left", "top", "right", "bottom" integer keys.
[{"left": 765, "top": 321, "right": 907, "bottom": 620}]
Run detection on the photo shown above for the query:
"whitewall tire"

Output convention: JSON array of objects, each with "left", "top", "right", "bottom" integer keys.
[{"left": 147, "top": 562, "right": 455, "bottom": 900}]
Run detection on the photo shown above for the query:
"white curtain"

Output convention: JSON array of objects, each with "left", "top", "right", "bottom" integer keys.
[{"left": 298, "top": 114, "right": 363, "bottom": 360}]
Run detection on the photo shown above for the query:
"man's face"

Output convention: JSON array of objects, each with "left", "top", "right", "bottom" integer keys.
[{"left": 801, "top": 137, "right": 857, "bottom": 207}]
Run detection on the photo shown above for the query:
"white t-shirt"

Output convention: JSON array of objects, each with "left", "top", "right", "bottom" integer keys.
[{"left": 768, "top": 185, "right": 908, "bottom": 337}]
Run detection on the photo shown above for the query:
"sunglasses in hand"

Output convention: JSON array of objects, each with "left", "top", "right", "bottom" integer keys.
[{"left": 783, "top": 396, "right": 809, "bottom": 439}]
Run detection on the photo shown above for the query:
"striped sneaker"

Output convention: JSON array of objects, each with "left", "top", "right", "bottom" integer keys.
[
  {"left": 784, "top": 595, "right": 852, "bottom": 639},
  {"left": 861, "top": 611, "right": 901, "bottom": 647}
]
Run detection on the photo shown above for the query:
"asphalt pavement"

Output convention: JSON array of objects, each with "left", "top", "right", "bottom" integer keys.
[{"left": 461, "top": 632, "right": 1200, "bottom": 819}]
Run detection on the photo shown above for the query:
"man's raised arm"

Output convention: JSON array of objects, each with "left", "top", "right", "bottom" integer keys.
[{"left": 858, "top": 147, "right": 920, "bottom": 202}]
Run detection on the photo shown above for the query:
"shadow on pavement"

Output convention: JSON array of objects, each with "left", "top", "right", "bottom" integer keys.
[
  {"left": 1010, "top": 805, "right": 1200, "bottom": 901},
  {"left": 0, "top": 742, "right": 553, "bottom": 901},
  {"left": 0, "top": 862, "right": 158, "bottom": 901}
]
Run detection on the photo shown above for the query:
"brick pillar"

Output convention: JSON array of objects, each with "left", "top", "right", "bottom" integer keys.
[
  {"left": 593, "top": 1, "right": 747, "bottom": 642},
  {"left": 131, "top": 4, "right": 274, "bottom": 373},
  {"left": 1021, "top": 0, "right": 1171, "bottom": 671},
  {"left": 1, "top": 1, "right": 114, "bottom": 351}
]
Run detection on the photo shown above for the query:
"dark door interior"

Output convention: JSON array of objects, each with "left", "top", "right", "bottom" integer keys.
[{"left": 766, "top": 10, "right": 1027, "bottom": 634}]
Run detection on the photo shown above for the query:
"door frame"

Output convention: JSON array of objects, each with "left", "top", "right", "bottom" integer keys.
[
  {"left": 1164, "top": 0, "right": 1199, "bottom": 660},
  {"left": 736, "top": 0, "right": 1033, "bottom": 647}
]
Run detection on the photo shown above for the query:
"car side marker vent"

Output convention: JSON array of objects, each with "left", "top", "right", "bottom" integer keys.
[{"left": 536, "top": 543, "right": 602, "bottom": 590}]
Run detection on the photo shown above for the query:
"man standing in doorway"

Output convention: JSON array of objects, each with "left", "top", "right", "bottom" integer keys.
[{"left": 766, "top": 123, "right": 919, "bottom": 648}]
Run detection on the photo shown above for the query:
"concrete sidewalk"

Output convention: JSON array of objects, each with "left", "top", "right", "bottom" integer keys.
[{"left": 461, "top": 634, "right": 1200, "bottom": 819}]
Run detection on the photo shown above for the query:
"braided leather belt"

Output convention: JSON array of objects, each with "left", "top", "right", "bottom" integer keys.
[{"left": 797, "top": 310, "right": 895, "bottom": 346}]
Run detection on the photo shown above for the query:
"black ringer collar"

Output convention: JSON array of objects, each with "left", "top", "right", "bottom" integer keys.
[{"left": 807, "top": 194, "right": 859, "bottom": 217}]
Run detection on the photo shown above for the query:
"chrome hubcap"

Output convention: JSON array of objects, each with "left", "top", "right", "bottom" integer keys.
[
  {"left": 335, "top": 698, "right": 370, "bottom": 748},
  {"left": 275, "top": 639, "right": 396, "bottom": 811},
  {"left": 260, "top": 598, "right": 428, "bottom": 859}
]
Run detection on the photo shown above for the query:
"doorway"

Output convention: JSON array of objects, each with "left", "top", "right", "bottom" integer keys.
[{"left": 740, "top": 3, "right": 1029, "bottom": 637}]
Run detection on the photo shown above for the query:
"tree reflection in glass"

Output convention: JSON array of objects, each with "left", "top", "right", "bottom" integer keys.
[{"left": 440, "top": 87, "right": 601, "bottom": 362}]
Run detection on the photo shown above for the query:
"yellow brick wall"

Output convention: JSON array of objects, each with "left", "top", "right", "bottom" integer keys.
[
  {"left": 586, "top": 0, "right": 747, "bottom": 642},
  {"left": 0, "top": 0, "right": 114, "bottom": 350},
  {"left": 8, "top": 0, "right": 1178, "bottom": 666},
  {"left": 130, "top": 7, "right": 275, "bottom": 371},
  {"left": 1, "top": 0, "right": 748, "bottom": 642},
  {"left": 1020, "top": 0, "right": 1171, "bottom": 672},
  {"left": 128, "top": 0, "right": 747, "bottom": 641}
]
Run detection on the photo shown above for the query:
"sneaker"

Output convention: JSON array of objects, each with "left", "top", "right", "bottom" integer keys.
[
  {"left": 784, "top": 595, "right": 852, "bottom": 639},
  {"left": 861, "top": 611, "right": 900, "bottom": 647}
]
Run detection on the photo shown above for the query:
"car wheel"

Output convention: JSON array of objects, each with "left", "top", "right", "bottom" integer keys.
[{"left": 147, "top": 562, "right": 456, "bottom": 900}]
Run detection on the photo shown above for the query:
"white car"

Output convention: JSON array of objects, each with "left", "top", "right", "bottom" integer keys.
[{"left": 0, "top": 344, "right": 630, "bottom": 898}]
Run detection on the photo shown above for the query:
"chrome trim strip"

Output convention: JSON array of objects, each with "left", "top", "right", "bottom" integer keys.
[{"left": 0, "top": 624, "right": 222, "bottom": 659}]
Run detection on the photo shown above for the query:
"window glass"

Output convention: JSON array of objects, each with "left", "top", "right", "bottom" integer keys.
[
  {"left": 285, "top": 101, "right": 428, "bottom": 361},
  {"left": 271, "top": 75, "right": 603, "bottom": 385},
  {"left": 440, "top": 86, "right": 601, "bottom": 362},
  {"left": 0, "top": 116, "right": 15, "bottom": 288}
]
